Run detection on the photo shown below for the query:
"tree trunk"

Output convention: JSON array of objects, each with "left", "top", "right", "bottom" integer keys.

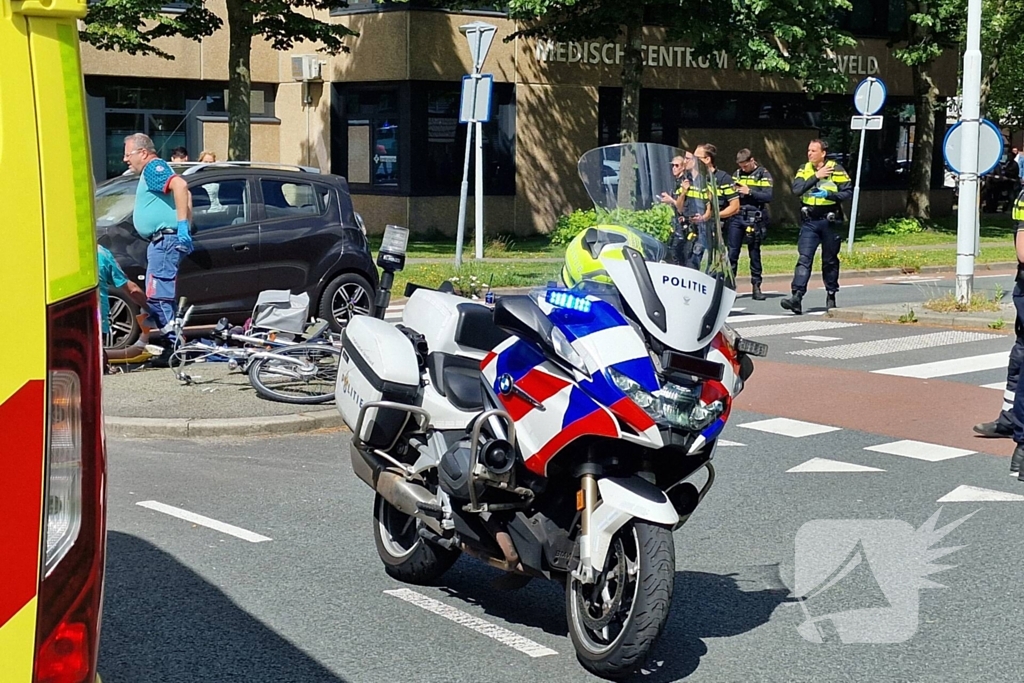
[
  {"left": 906, "top": 62, "right": 938, "bottom": 219},
  {"left": 618, "top": 10, "right": 644, "bottom": 144},
  {"left": 226, "top": 0, "right": 252, "bottom": 161}
]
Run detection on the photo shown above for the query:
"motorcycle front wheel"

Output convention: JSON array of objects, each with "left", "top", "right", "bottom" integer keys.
[
  {"left": 566, "top": 521, "right": 675, "bottom": 680},
  {"left": 372, "top": 494, "right": 459, "bottom": 585}
]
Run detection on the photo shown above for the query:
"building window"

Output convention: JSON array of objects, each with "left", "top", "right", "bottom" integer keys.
[
  {"left": 333, "top": 81, "right": 515, "bottom": 196},
  {"left": 412, "top": 81, "right": 515, "bottom": 196},
  {"left": 598, "top": 88, "right": 945, "bottom": 191}
]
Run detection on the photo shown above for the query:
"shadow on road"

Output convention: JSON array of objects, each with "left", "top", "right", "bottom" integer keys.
[
  {"left": 98, "top": 532, "right": 346, "bottom": 683},
  {"left": 437, "top": 559, "right": 792, "bottom": 681}
]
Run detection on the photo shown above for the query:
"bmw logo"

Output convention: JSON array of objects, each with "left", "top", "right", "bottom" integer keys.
[{"left": 497, "top": 373, "right": 514, "bottom": 396}]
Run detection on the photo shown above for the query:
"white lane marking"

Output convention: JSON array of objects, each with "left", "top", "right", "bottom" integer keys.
[
  {"left": 808, "top": 311, "right": 827, "bottom": 316},
  {"left": 762, "top": 290, "right": 781, "bottom": 294},
  {"left": 794, "top": 335, "right": 844, "bottom": 342},
  {"left": 384, "top": 588, "right": 558, "bottom": 658},
  {"left": 136, "top": 501, "right": 272, "bottom": 543},
  {"left": 863, "top": 440, "right": 975, "bottom": 462},
  {"left": 717, "top": 439, "right": 746, "bottom": 447},
  {"left": 787, "top": 458, "right": 884, "bottom": 473},
  {"left": 791, "top": 331, "right": 1002, "bottom": 361},
  {"left": 816, "top": 284, "right": 864, "bottom": 289},
  {"left": 727, "top": 320, "right": 859, "bottom": 338},
  {"left": 886, "top": 278, "right": 944, "bottom": 285},
  {"left": 872, "top": 351, "right": 1008, "bottom": 379},
  {"left": 727, "top": 313, "right": 790, "bottom": 323},
  {"left": 731, "top": 307, "right": 746, "bottom": 312},
  {"left": 738, "top": 417, "right": 841, "bottom": 438},
  {"left": 937, "top": 485, "right": 1024, "bottom": 502},
  {"left": 975, "top": 274, "right": 1012, "bottom": 278},
  {"left": 981, "top": 382, "right": 1006, "bottom": 390}
]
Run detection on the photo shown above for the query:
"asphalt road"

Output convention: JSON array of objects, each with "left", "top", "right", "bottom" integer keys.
[{"left": 99, "top": 274, "right": 1024, "bottom": 683}]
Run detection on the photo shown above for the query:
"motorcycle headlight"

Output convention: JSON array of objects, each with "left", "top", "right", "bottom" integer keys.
[{"left": 608, "top": 368, "right": 719, "bottom": 430}]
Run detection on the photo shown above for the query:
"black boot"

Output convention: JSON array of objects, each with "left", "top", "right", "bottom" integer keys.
[
  {"left": 826, "top": 292, "right": 837, "bottom": 310},
  {"left": 781, "top": 292, "right": 803, "bottom": 315},
  {"left": 973, "top": 421, "right": 1014, "bottom": 439},
  {"left": 751, "top": 284, "right": 766, "bottom": 300},
  {"left": 1012, "top": 444, "right": 1024, "bottom": 473}
]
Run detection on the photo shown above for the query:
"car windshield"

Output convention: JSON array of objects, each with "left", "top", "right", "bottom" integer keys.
[
  {"left": 577, "top": 143, "right": 733, "bottom": 285},
  {"left": 95, "top": 178, "right": 137, "bottom": 228}
]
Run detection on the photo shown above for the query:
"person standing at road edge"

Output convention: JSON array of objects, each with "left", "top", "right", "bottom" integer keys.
[
  {"left": 123, "top": 133, "right": 193, "bottom": 363},
  {"left": 730, "top": 149, "right": 773, "bottom": 299},
  {"left": 781, "top": 139, "right": 852, "bottom": 315},
  {"left": 1007, "top": 188, "right": 1024, "bottom": 478}
]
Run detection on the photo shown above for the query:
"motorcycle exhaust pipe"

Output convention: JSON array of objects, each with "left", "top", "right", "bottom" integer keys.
[{"left": 352, "top": 443, "right": 443, "bottom": 535}]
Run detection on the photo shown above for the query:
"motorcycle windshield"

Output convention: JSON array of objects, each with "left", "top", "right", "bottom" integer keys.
[{"left": 577, "top": 143, "right": 737, "bottom": 352}]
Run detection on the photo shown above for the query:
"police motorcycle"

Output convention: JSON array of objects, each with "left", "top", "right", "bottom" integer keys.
[{"left": 335, "top": 143, "right": 767, "bottom": 679}]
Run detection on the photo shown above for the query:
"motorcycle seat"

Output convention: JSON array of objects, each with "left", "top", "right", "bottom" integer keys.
[
  {"left": 428, "top": 352, "right": 484, "bottom": 411},
  {"left": 454, "top": 302, "right": 510, "bottom": 352}
]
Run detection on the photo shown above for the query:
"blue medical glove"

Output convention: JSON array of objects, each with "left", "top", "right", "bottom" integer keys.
[
  {"left": 810, "top": 189, "right": 829, "bottom": 199},
  {"left": 176, "top": 219, "right": 193, "bottom": 253}
]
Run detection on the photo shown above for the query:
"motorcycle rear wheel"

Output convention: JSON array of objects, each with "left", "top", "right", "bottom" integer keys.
[
  {"left": 372, "top": 494, "right": 459, "bottom": 585},
  {"left": 566, "top": 521, "right": 674, "bottom": 679}
]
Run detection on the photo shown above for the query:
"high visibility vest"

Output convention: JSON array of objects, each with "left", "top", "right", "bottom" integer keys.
[
  {"left": 1013, "top": 189, "right": 1024, "bottom": 222},
  {"left": 733, "top": 165, "right": 773, "bottom": 208},
  {"left": 796, "top": 161, "right": 850, "bottom": 206}
]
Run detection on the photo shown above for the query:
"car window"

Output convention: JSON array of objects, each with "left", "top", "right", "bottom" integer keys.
[
  {"left": 95, "top": 180, "right": 138, "bottom": 228},
  {"left": 261, "top": 179, "right": 321, "bottom": 219},
  {"left": 190, "top": 179, "right": 250, "bottom": 231}
]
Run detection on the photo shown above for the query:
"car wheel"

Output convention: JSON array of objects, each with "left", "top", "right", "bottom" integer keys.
[
  {"left": 104, "top": 291, "right": 140, "bottom": 350},
  {"left": 320, "top": 272, "right": 375, "bottom": 331}
]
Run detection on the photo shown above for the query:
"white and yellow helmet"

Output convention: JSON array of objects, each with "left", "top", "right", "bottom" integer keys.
[{"left": 561, "top": 224, "right": 655, "bottom": 287}]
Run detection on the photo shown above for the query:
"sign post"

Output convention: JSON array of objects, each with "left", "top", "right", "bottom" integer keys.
[
  {"left": 954, "top": 0, "right": 984, "bottom": 304},
  {"left": 455, "top": 21, "right": 497, "bottom": 268},
  {"left": 846, "top": 77, "right": 886, "bottom": 254}
]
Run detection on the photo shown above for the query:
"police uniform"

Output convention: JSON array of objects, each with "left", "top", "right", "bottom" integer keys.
[
  {"left": 728, "top": 164, "right": 773, "bottom": 292},
  {"left": 668, "top": 171, "right": 705, "bottom": 268},
  {"left": 1009, "top": 190, "right": 1024, "bottom": 477},
  {"left": 784, "top": 159, "right": 853, "bottom": 313}
]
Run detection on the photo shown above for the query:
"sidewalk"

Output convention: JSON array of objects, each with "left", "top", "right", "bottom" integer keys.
[
  {"left": 103, "top": 362, "right": 343, "bottom": 439},
  {"left": 106, "top": 260, "right": 1016, "bottom": 440}
]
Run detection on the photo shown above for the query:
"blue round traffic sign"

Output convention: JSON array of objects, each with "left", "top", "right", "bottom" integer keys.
[
  {"left": 853, "top": 77, "right": 887, "bottom": 116},
  {"left": 942, "top": 118, "right": 1003, "bottom": 176}
]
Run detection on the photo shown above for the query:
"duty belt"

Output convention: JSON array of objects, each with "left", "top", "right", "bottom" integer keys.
[{"left": 148, "top": 227, "right": 176, "bottom": 243}]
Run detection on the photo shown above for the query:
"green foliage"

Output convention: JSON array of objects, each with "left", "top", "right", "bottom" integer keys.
[
  {"left": 874, "top": 216, "right": 926, "bottom": 236},
  {"left": 551, "top": 209, "right": 598, "bottom": 245},
  {"left": 81, "top": 0, "right": 221, "bottom": 58},
  {"left": 83, "top": 0, "right": 356, "bottom": 57},
  {"left": 990, "top": 318, "right": 1006, "bottom": 330},
  {"left": 898, "top": 308, "right": 919, "bottom": 324},
  {"left": 549, "top": 205, "right": 675, "bottom": 245}
]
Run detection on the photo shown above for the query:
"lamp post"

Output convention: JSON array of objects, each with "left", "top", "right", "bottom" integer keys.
[{"left": 956, "top": 0, "right": 983, "bottom": 304}]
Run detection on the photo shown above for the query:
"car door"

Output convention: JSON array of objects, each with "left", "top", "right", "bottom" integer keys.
[
  {"left": 256, "top": 176, "right": 341, "bottom": 296},
  {"left": 177, "top": 176, "right": 262, "bottom": 317}
]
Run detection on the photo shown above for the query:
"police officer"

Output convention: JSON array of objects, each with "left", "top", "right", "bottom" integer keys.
[
  {"left": 729, "top": 148, "right": 773, "bottom": 299},
  {"left": 781, "top": 139, "right": 852, "bottom": 315},
  {"left": 689, "top": 144, "right": 739, "bottom": 271},
  {"left": 976, "top": 187, "right": 1024, "bottom": 443},
  {"left": 1009, "top": 188, "right": 1024, "bottom": 480}
]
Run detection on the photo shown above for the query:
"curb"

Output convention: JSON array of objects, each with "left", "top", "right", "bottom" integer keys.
[
  {"left": 104, "top": 409, "right": 346, "bottom": 439},
  {"left": 827, "top": 306, "right": 1014, "bottom": 333}
]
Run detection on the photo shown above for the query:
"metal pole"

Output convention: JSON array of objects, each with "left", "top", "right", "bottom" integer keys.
[
  {"left": 847, "top": 125, "right": 869, "bottom": 255},
  {"left": 455, "top": 121, "right": 474, "bottom": 268},
  {"left": 956, "top": 0, "right": 983, "bottom": 304},
  {"left": 474, "top": 120, "right": 484, "bottom": 260}
]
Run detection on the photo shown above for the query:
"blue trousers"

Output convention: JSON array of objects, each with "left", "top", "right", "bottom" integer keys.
[
  {"left": 145, "top": 233, "right": 184, "bottom": 340},
  {"left": 791, "top": 218, "right": 840, "bottom": 296},
  {"left": 1011, "top": 282, "right": 1024, "bottom": 444},
  {"left": 726, "top": 217, "right": 764, "bottom": 285}
]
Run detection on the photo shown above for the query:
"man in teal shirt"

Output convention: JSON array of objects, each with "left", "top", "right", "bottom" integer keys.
[
  {"left": 97, "top": 245, "right": 149, "bottom": 370},
  {"left": 123, "top": 133, "right": 193, "bottom": 354}
]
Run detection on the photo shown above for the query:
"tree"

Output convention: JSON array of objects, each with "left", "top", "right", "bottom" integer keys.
[
  {"left": 82, "top": 0, "right": 356, "bottom": 160},
  {"left": 980, "top": 0, "right": 1024, "bottom": 137},
  {"left": 505, "top": 0, "right": 856, "bottom": 143},
  {"left": 892, "top": 0, "right": 966, "bottom": 219}
]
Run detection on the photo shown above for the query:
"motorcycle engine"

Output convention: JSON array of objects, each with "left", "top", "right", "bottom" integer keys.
[{"left": 438, "top": 436, "right": 515, "bottom": 501}]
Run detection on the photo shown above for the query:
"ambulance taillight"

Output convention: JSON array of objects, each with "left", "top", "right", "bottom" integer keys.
[{"left": 35, "top": 289, "right": 106, "bottom": 683}]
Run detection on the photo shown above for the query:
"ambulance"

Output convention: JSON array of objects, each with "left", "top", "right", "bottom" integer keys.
[{"left": 1, "top": 0, "right": 107, "bottom": 680}]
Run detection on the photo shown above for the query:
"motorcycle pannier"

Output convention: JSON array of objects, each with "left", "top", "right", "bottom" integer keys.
[{"left": 336, "top": 316, "right": 421, "bottom": 449}]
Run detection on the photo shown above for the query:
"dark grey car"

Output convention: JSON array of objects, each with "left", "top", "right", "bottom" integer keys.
[{"left": 95, "top": 162, "right": 379, "bottom": 348}]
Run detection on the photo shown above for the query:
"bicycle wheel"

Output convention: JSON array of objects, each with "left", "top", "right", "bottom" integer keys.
[
  {"left": 247, "top": 343, "right": 341, "bottom": 404},
  {"left": 169, "top": 343, "right": 220, "bottom": 383}
]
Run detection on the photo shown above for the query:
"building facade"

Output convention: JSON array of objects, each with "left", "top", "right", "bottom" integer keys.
[{"left": 82, "top": 0, "right": 960, "bottom": 235}]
